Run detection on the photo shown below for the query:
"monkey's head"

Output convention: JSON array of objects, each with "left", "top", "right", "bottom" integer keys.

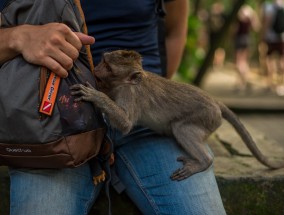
[{"left": 94, "top": 50, "right": 144, "bottom": 92}]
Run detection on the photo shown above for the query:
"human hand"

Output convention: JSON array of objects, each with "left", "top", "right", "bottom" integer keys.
[{"left": 12, "top": 23, "right": 95, "bottom": 77}]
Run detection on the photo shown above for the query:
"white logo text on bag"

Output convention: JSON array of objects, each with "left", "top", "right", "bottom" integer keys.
[{"left": 6, "top": 148, "right": 32, "bottom": 153}]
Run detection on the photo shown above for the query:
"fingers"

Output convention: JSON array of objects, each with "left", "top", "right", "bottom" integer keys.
[
  {"left": 52, "top": 30, "right": 95, "bottom": 77},
  {"left": 70, "top": 84, "right": 87, "bottom": 102},
  {"left": 42, "top": 57, "right": 69, "bottom": 78},
  {"left": 73, "top": 96, "right": 86, "bottom": 103},
  {"left": 86, "top": 81, "right": 95, "bottom": 89},
  {"left": 46, "top": 26, "right": 80, "bottom": 75},
  {"left": 53, "top": 24, "right": 83, "bottom": 51},
  {"left": 177, "top": 156, "right": 188, "bottom": 165},
  {"left": 171, "top": 167, "right": 191, "bottom": 181},
  {"left": 171, "top": 156, "right": 194, "bottom": 180},
  {"left": 69, "top": 89, "right": 82, "bottom": 96},
  {"left": 70, "top": 84, "right": 87, "bottom": 92},
  {"left": 70, "top": 84, "right": 89, "bottom": 96},
  {"left": 70, "top": 83, "right": 97, "bottom": 104},
  {"left": 59, "top": 42, "right": 80, "bottom": 63},
  {"left": 74, "top": 32, "right": 95, "bottom": 46},
  {"left": 44, "top": 44, "right": 75, "bottom": 77},
  {"left": 16, "top": 24, "right": 95, "bottom": 78}
]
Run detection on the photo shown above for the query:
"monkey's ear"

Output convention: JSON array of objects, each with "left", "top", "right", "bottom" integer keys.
[{"left": 126, "top": 72, "right": 142, "bottom": 85}]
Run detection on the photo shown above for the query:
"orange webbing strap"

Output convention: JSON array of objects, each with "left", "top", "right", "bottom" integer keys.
[
  {"left": 73, "top": 0, "right": 95, "bottom": 74},
  {"left": 39, "top": 72, "right": 61, "bottom": 116}
]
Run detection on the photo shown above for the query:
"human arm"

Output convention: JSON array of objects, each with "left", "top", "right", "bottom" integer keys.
[
  {"left": 164, "top": 0, "right": 189, "bottom": 79},
  {"left": 250, "top": 9, "right": 260, "bottom": 32},
  {"left": 0, "top": 23, "right": 95, "bottom": 77}
]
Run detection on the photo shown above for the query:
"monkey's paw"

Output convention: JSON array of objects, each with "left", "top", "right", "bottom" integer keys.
[{"left": 170, "top": 156, "right": 210, "bottom": 181}]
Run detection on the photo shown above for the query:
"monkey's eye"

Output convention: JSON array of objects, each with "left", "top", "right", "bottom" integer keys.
[
  {"left": 106, "top": 64, "right": 111, "bottom": 72},
  {"left": 103, "top": 59, "right": 112, "bottom": 72}
]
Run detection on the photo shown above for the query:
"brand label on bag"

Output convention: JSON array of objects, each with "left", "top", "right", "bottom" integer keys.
[
  {"left": 6, "top": 148, "right": 32, "bottom": 153},
  {"left": 39, "top": 72, "right": 61, "bottom": 116}
]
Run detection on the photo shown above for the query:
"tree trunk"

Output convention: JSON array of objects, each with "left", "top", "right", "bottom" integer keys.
[{"left": 193, "top": 0, "right": 247, "bottom": 86}]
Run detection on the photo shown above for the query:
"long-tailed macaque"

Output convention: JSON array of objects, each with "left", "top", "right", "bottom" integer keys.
[{"left": 70, "top": 50, "right": 284, "bottom": 180}]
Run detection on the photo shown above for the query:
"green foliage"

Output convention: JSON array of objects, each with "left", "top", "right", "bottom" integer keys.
[
  {"left": 177, "top": 0, "right": 266, "bottom": 83},
  {"left": 178, "top": 15, "right": 204, "bottom": 83}
]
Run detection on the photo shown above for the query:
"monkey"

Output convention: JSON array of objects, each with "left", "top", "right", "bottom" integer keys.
[{"left": 70, "top": 50, "right": 284, "bottom": 181}]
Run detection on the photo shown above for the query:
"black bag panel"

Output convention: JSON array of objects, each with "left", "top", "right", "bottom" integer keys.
[{"left": 57, "top": 59, "right": 105, "bottom": 136}]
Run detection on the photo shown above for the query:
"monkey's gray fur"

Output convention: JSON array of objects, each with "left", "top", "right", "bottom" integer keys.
[{"left": 71, "top": 50, "right": 284, "bottom": 180}]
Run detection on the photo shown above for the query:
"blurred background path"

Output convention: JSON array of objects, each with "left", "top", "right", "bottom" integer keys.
[{"left": 201, "top": 63, "right": 284, "bottom": 146}]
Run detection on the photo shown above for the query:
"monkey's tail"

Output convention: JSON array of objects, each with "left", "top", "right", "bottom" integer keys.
[{"left": 219, "top": 102, "right": 284, "bottom": 169}]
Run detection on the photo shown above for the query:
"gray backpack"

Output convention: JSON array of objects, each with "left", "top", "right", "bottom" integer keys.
[{"left": 0, "top": 0, "right": 106, "bottom": 168}]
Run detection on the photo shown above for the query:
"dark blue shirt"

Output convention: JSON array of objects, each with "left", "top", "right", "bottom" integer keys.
[
  {"left": 81, "top": 0, "right": 162, "bottom": 75},
  {"left": 0, "top": 0, "right": 8, "bottom": 11}
]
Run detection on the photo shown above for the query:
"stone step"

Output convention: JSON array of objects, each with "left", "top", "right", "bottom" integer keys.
[{"left": 210, "top": 120, "right": 284, "bottom": 215}]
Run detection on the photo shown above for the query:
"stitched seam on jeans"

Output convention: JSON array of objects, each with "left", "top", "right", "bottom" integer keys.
[
  {"left": 117, "top": 150, "right": 161, "bottom": 215},
  {"left": 82, "top": 164, "right": 100, "bottom": 215},
  {"left": 83, "top": 183, "right": 97, "bottom": 215}
]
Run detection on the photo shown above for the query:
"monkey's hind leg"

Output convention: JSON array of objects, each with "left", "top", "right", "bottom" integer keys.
[{"left": 170, "top": 123, "right": 213, "bottom": 181}]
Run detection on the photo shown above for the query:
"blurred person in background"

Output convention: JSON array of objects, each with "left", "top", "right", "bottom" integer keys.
[
  {"left": 208, "top": 2, "right": 227, "bottom": 70},
  {"left": 233, "top": 4, "right": 260, "bottom": 92},
  {"left": 261, "top": 0, "right": 284, "bottom": 95}
]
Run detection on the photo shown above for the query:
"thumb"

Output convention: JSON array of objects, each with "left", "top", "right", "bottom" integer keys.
[{"left": 75, "top": 32, "right": 95, "bottom": 45}]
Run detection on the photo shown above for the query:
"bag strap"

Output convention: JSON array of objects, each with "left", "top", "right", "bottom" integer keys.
[{"left": 73, "top": 0, "right": 95, "bottom": 73}]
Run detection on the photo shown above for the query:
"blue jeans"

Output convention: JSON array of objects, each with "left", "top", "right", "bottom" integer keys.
[{"left": 9, "top": 127, "right": 226, "bottom": 215}]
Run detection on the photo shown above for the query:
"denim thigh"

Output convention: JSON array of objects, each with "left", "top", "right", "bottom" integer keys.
[
  {"left": 9, "top": 163, "right": 102, "bottom": 215},
  {"left": 114, "top": 132, "right": 227, "bottom": 215}
]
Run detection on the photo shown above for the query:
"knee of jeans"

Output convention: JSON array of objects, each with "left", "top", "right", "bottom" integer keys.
[{"left": 115, "top": 151, "right": 224, "bottom": 215}]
